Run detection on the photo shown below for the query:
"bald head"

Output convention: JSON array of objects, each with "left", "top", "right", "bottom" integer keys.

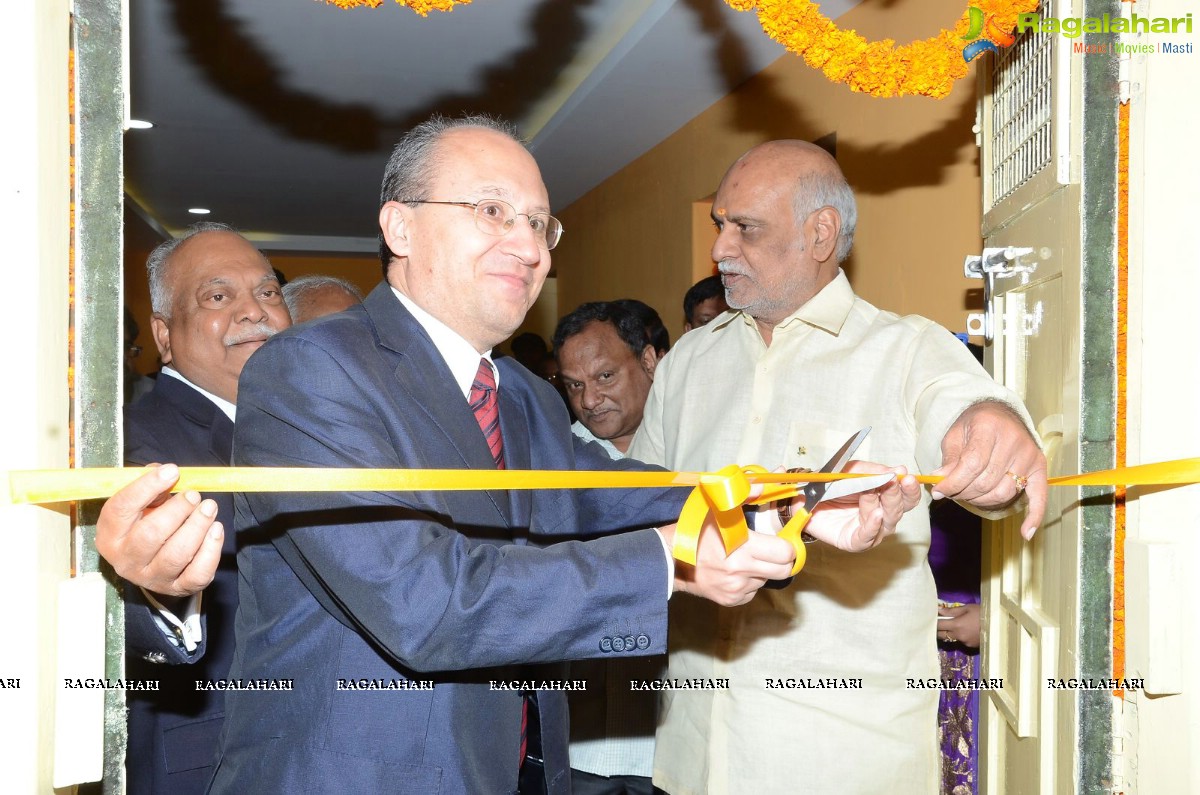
[
  {"left": 724, "top": 141, "right": 857, "bottom": 263},
  {"left": 710, "top": 140, "right": 858, "bottom": 336},
  {"left": 282, "top": 275, "right": 364, "bottom": 324},
  {"left": 734, "top": 139, "right": 839, "bottom": 171}
]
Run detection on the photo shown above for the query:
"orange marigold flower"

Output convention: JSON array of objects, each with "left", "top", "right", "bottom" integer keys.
[
  {"left": 320, "top": 0, "right": 1037, "bottom": 95},
  {"left": 320, "top": 0, "right": 470, "bottom": 15},
  {"left": 736, "top": 0, "right": 1040, "bottom": 98}
]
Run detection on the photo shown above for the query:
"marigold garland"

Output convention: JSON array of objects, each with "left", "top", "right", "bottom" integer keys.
[
  {"left": 322, "top": 0, "right": 1039, "bottom": 96},
  {"left": 321, "top": 0, "right": 469, "bottom": 17},
  {"left": 726, "top": 0, "right": 1040, "bottom": 98}
]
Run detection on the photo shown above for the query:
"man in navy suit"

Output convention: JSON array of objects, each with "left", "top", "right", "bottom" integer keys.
[
  {"left": 207, "top": 115, "right": 921, "bottom": 795},
  {"left": 96, "top": 223, "right": 290, "bottom": 793}
]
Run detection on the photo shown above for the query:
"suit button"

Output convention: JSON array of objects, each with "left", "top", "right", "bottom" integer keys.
[
  {"left": 623, "top": 636, "right": 635, "bottom": 652},
  {"left": 611, "top": 636, "right": 626, "bottom": 652},
  {"left": 635, "top": 634, "right": 650, "bottom": 650},
  {"left": 599, "top": 636, "right": 613, "bottom": 653}
]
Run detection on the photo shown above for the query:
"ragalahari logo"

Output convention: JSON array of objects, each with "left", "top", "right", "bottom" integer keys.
[{"left": 961, "top": 6, "right": 1017, "bottom": 62}]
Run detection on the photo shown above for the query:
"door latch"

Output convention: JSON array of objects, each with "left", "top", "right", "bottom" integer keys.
[{"left": 964, "top": 246, "right": 1038, "bottom": 342}]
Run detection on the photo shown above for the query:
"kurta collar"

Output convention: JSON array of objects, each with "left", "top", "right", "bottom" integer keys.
[{"left": 716, "top": 268, "right": 854, "bottom": 339}]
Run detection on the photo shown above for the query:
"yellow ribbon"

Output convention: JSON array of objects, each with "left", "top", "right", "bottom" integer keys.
[
  {"left": 5, "top": 457, "right": 1199, "bottom": 576},
  {"left": 5, "top": 467, "right": 707, "bottom": 504},
  {"left": 672, "top": 464, "right": 754, "bottom": 568},
  {"left": 1045, "top": 458, "right": 1200, "bottom": 486}
]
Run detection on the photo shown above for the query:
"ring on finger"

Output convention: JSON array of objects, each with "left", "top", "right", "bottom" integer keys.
[{"left": 1006, "top": 471, "right": 1029, "bottom": 491}]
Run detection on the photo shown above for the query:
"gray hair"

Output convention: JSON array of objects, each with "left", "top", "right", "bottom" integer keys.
[
  {"left": 282, "top": 274, "right": 364, "bottom": 318},
  {"left": 146, "top": 221, "right": 245, "bottom": 318},
  {"left": 378, "top": 114, "right": 525, "bottom": 274},
  {"left": 792, "top": 170, "right": 857, "bottom": 264}
]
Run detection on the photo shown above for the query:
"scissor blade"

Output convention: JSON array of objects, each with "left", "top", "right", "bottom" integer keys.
[
  {"left": 820, "top": 427, "right": 872, "bottom": 474},
  {"left": 803, "top": 427, "right": 872, "bottom": 511},
  {"left": 818, "top": 472, "right": 896, "bottom": 504}
]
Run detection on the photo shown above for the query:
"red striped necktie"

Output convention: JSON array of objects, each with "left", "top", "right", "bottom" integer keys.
[
  {"left": 468, "top": 358, "right": 506, "bottom": 470},
  {"left": 467, "top": 358, "right": 527, "bottom": 764}
]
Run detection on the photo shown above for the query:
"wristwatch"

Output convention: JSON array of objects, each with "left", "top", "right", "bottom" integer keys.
[{"left": 774, "top": 467, "right": 818, "bottom": 543}]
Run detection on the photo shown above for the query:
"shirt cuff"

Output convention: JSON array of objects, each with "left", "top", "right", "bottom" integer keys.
[
  {"left": 656, "top": 512, "right": 780, "bottom": 599},
  {"left": 140, "top": 587, "right": 203, "bottom": 653},
  {"left": 653, "top": 528, "right": 676, "bottom": 599},
  {"left": 751, "top": 505, "right": 784, "bottom": 536}
]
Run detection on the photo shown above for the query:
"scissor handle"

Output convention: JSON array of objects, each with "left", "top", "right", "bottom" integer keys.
[{"left": 776, "top": 507, "right": 812, "bottom": 577}]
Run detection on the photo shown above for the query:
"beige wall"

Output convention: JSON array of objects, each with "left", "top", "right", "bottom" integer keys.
[
  {"left": 554, "top": 0, "right": 984, "bottom": 343},
  {"left": 268, "top": 253, "right": 381, "bottom": 297}
]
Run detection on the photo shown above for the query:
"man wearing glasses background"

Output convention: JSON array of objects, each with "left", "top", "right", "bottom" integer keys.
[{"left": 207, "top": 115, "right": 919, "bottom": 794}]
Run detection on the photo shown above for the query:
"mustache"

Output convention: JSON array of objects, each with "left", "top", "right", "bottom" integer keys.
[
  {"left": 716, "top": 260, "right": 745, "bottom": 277},
  {"left": 224, "top": 322, "right": 280, "bottom": 347}
]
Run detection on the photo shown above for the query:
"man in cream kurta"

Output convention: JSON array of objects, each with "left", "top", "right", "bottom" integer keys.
[{"left": 632, "top": 141, "right": 1046, "bottom": 795}]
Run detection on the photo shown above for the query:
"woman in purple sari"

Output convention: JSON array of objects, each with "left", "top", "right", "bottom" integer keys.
[{"left": 929, "top": 496, "right": 982, "bottom": 795}]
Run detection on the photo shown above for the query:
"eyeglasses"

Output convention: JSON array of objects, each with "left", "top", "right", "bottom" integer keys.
[
  {"left": 126, "top": 344, "right": 143, "bottom": 358},
  {"left": 404, "top": 199, "right": 563, "bottom": 251}
]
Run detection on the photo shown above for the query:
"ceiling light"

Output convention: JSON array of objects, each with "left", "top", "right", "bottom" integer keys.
[
  {"left": 188, "top": 208, "right": 211, "bottom": 215},
  {"left": 127, "top": 119, "right": 154, "bottom": 130}
]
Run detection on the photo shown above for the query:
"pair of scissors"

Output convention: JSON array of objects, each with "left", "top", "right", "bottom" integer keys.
[{"left": 762, "top": 427, "right": 894, "bottom": 580}]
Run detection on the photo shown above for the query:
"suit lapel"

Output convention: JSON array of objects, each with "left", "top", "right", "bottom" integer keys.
[
  {"left": 497, "top": 382, "right": 531, "bottom": 535},
  {"left": 363, "top": 284, "right": 513, "bottom": 528},
  {"left": 156, "top": 375, "right": 234, "bottom": 465},
  {"left": 207, "top": 407, "right": 235, "bottom": 464}
]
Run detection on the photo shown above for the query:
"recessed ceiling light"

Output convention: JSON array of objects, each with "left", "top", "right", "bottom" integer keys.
[
  {"left": 188, "top": 208, "right": 211, "bottom": 215},
  {"left": 127, "top": 119, "right": 154, "bottom": 130}
]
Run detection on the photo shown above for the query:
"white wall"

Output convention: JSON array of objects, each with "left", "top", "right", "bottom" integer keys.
[
  {"left": 1123, "top": 0, "right": 1200, "bottom": 790},
  {"left": 0, "top": 0, "right": 73, "bottom": 790}
]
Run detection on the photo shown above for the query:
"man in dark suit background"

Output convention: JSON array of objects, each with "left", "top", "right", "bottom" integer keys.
[
  {"left": 97, "top": 222, "right": 290, "bottom": 793},
  {"left": 210, "top": 115, "right": 875, "bottom": 795}
]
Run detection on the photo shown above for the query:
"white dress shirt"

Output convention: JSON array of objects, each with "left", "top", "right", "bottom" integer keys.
[{"left": 142, "top": 366, "right": 234, "bottom": 653}]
